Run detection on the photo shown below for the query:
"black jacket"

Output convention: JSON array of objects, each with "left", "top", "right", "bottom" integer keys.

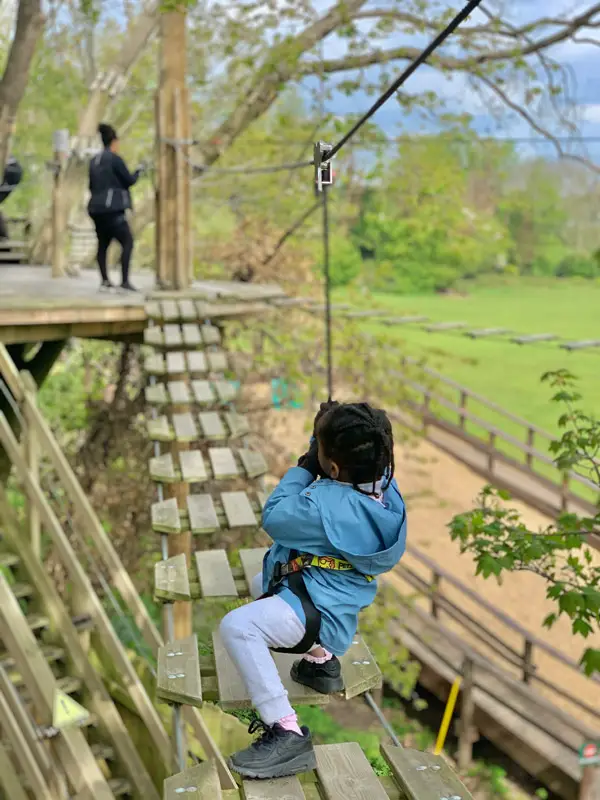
[
  {"left": 88, "top": 148, "right": 140, "bottom": 216},
  {"left": 0, "top": 157, "right": 23, "bottom": 206}
]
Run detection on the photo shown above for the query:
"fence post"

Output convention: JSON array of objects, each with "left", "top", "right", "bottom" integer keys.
[
  {"left": 561, "top": 472, "right": 569, "bottom": 512},
  {"left": 457, "top": 657, "right": 476, "bottom": 771},
  {"left": 526, "top": 427, "right": 534, "bottom": 469},
  {"left": 422, "top": 391, "right": 431, "bottom": 434},
  {"left": 487, "top": 431, "right": 496, "bottom": 474},
  {"left": 23, "top": 400, "right": 41, "bottom": 560},
  {"left": 431, "top": 571, "right": 441, "bottom": 619},
  {"left": 522, "top": 638, "right": 534, "bottom": 684},
  {"left": 459, "top": 390, "right": 468, "bottom": 430}
]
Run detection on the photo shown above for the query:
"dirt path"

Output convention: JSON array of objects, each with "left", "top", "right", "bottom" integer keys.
[{"left": 252, "top": 404, "right": 600, "bottom": 730}]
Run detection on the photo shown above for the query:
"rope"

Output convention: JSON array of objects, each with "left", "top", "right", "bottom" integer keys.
[
  {"left": 322, "top": 188, "right": 333, "bottom": 401},
  {"left": 327, "top": 0, "right": 485, "bottom": 161}
]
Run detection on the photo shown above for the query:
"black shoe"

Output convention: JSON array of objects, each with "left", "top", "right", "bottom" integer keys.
[
  {"left": 228, "top": 719, "right": 316, "bottom": 779},
  {"left": 99, "top": 280, "right": 114, "bottom": 292},
  {"left": 119, "top": 282, "right": 138, "bottom": 293},
  {"left": 291, "top": 655, "right": 344, "bottom": 694}
]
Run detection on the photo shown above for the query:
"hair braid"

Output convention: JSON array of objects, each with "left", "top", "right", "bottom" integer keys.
[{"left": 317, "top": 402, "right": 395, "bottom": 494}]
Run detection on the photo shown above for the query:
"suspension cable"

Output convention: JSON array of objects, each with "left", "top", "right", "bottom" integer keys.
[
  {"left": 322, "top": 188, "right": 333, "bottom": 401},
  {"left": 327, "top": 0, "right": 485, "bottom": 160}
]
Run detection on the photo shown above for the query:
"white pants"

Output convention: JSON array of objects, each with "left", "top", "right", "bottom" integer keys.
[{"left": 219, "top": 573, "right": 306, "bottom": 724}]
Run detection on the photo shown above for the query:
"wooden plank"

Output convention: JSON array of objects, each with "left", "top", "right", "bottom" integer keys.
[
  {"left": 242, "top": 775, "right": 305, "bottom": 799},
  {"left": 191, "top": 379, "right": 216, "bottom": 406},
  {"left": 187, "top": 351, "right": 208, "bottom": 374},
  {"left": 147, "top": 415, "right": 174, "bottom": 442},
  {"left": 200, "top": 324, "right": 221, "bottom": 345},
  {"left": 143, "top": 326, "right": 164, "bottom": 347},
  {"left": 198, "top": 411, "right": 227, "bottom": 441},
  {"left": 145, "top": 383, "right": 168, "bottom": 406},
  {"left": 512, "top": 333, "right": 557, "bottom": 344},
  {"left": 145, "top": 301, "right": 162, "bottom": 320},
  {"left": 151, "top": 497, "right": 181, "bottom": 534},
  {"left": 213, "top": 630, "right": 331, "bottom": 709},
  {"left": 424, "top": 321, "right": 466, "bottom": 332},
  {"left": 209, "top": 447, "right": 239, "bottom": 479},
  {"left": 340, "top": 633, "right": 382, "bottom": 699},
  {"left": 187, "top": 494, "right": 220, "bottom": 534},
  {"left": 194, "top": 550, "right": 238, "bottom": 597},
  {"left": 0, "top": 414, "right": 175, "bottom": 771},
  {"left": 161, "top": 299, "right": 181, "bottom": 321},
  {"left": 172, "top": 411, "right": 198, "bottom": 442},
  {"left": 381, "top": 744, "right": 473, "bottom": 800},
  {"left": 179, "top": 450, "right": 208, "bottom": 483},
  {"left": 182, "top": 323, "right": 203, "bottom": 348},
  {"left": 0, "top": 741, "right": 30, "bottom": 800},
  {"left": 144, "top": 352, "right": 165, "bottom": 375},
  {"left": 155, "top": 553, "right": 190, "bottom": 601},
  {"left": 383, "top": 315, "right": 428, "bottom": 325},
  {"left": 207, "top": 350, "right": 228, "bottom": 372},
  {"left": 149, "top": 453, "right": 178, "bottom": 483},
  {"left": 257, "top": 491, "right": 268, "bottom": 508},
  {"left": 316, "top": 742, "right": 388, "bottom": 800},
  {"left": 225, "top": 411, "right": 250, "bottom": 438},
  {"left": 464, "top": 327, "right": 510, "bottom": 339},
  {"left": 168, "top": 380, "right": 192, "bottom": 405},
  {"left": 221, "top": 491, "right": 257, "bottom": 528},
  {"left": 163, "top": 323, "right": 184, "bottom": 348},
  {"left": 178, "top": 299, "right": 198, "bottom": 321},
  {"left": 239, "top": 547, "right": 268, "bottom": 590},
  {"left": 560, "top": 339, "right": 600, "bottom": 351},
  {"left": 238, "top": 448, "right": 268, "bottom": 479},
  {"left": 214, "top": 379, "right": 237, "bottom": 404},
  {"left": 164, "top": 760, "right": 221, "bottom": 800},
  {"left": 166, "top": 351, "right": 187, "bottom": 375},
  {"left": 0, "top": 574, "right": 115, "bottom": 799},
  {"left": 157, "top": 634, "right": 202, "bottom": 707}
]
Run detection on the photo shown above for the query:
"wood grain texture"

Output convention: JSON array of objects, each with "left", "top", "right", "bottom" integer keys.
[
  {"left": 199, "top": 412, "right": 227, "bottom": 441},
  {"left": 149, "top": 453, "right": 178, "bottom": 483},
  {"left": 209, "top": 447, "right": 239, "bottom": 479},
  {"left": 340, "top": 634, "right": 382, "bottom": 699},
  {"left": 221, "top": 491, "right": 257, "bottom": 528},
  {"left": 147, "top": 415, "right": 174, "bottom": 442},
  {"left": 381, "top": 744, "right": 473, "bottom": 800},
  {"left": 151, "top": 497, "right": 181, "bottom": 534},
  {"left": 157, "top": 634, "right": 202, "bottom": 707},
  {"left": 164, "top": 760, "right": 222, "bottom": 800},
  {"left": 192, "top": 379, "right": 216, "bottom": 405},
  {"left": 225, "top": 411, "right": 250, "bottom": 438},
  {"left": 187, "top": 494, "right": 220, "bottom": 534},
  {"left": 179, "top": 450, "right": 208, "bottom": 483},
  {"left": 172, "top": 411, "right": 198, "bottom": 441},
  {"left": 315, "top": 743, "right": 389, "bottom": 800},
  {"left": 155, "top": 553, "right": 190, "bottom": 601},
  {"left": 242, "top": 775, "right": 305, "bottom": 799},
  {"left": 194, "top": 550, "right": 238, "bottom": 598}
]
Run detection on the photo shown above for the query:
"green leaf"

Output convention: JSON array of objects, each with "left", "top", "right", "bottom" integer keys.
[{"left": 572, "top": 619, "right": 593, "bottom": 637}]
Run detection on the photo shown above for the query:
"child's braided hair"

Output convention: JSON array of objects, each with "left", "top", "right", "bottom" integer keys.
[{"left": 317, "top": 402, "right": 395, "bottom": 494}]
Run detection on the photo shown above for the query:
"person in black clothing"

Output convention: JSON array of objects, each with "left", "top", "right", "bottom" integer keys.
[
  {"left": 88, "top": 123, "right": 143, "bottom": 292},
  {"left": 0, "top": 156, "right": 23, "bottom": 240}
]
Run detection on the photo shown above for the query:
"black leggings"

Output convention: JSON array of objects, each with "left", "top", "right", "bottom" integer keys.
[{"left": 91, "top": 213, "right": 134, "bottom": 284}]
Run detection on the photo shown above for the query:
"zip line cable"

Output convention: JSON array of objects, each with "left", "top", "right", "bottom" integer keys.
[
  {"left": 327, "top": 0, "right": 485, "bottom": 161},
  {"left": 322, "top": 187, "right": 333, "bottom": 401}
]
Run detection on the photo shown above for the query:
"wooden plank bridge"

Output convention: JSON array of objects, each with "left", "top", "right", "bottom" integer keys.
[{"left": 0, "top": 280, "right": 597, "bottom": 798}]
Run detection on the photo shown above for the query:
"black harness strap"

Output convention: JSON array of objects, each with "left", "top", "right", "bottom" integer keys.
[{"left": 260, "top": 549, "right": 322, "bottom": 655}]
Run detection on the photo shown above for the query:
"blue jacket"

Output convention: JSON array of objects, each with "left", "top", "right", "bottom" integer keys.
[{"left": 261, "top": 466, "right": 407, "bottom": 656}]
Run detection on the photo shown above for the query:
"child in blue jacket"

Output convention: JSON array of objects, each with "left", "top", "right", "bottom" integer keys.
[{"left": 220, "top": 401, "right": 407, "bottom": 779}]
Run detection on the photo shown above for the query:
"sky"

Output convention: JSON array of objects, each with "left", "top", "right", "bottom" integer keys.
[{"left": 299, "top": 0, "right": 600, "bottom": 165}]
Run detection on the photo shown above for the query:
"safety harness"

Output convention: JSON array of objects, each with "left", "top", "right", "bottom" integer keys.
[{"left": 261, "top": 550, "right": 374, "bottom": 655}]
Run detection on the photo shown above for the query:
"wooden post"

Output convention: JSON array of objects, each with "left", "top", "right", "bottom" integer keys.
[
  {"left": 155, "top": 9, "right": 192, "bottom": 290},
  {"left": 526, "top": 427, "right": 534, "bottom": 469},
  {"left": 23, "top": 400, "right": 41, "bottom": 559},
  {"left": 522, "top": 638, "right": 534, "bottom": 684},
  {"left": 431, "top": 571, "right": 440, "bottom": 619},
  {"left": 166, "top": 443, "right": 192, "bottom": 640},
  {"left": 561, "top": 472, "right": 569, "bottom": 512},
  {"left": 51, "top": 129, "right": 69, "bottom": 278},
  {"left": 457, "top": 658, "right": 476, "bottom": 771},
  {"left": 580, "top": 766, "right": 600, "bottom": 800},
  {"left": 487, "top": 431, "right": 496, "bottom": 474},
  {"left": 459, "top": 390, "right": 467, "bottom": 429}
]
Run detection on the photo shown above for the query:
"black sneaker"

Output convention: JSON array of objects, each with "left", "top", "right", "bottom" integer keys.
[
  {"left": 290, "top": 655, "right": 344, "bottom": 694},
  {"left": 228, "top": 719, "right": 316, "bottom": 779},
  {"left": 119, "top": 282, "right": 138, "bottom": 293},
  {"left": 99, "top": 280, "right": 114, "bottom": 292}
]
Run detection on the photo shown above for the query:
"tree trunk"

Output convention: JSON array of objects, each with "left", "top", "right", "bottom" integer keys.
[{"left": 0, "top": 0, "right": 45, "bottom": 173}]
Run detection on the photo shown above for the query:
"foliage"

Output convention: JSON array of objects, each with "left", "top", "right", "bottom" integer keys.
[
  {"left": 321, "top": 233, "right": 363, "bottom": 288},
  {"left": 448, "top": 369, "right": 600, "bottom": 676}
]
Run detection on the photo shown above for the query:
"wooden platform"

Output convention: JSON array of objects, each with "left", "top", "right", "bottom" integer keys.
[{"left": 0, "top": 267, "right": 286, "bottom": 344}]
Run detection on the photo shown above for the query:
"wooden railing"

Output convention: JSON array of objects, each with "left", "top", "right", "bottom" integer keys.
[{"left": 391, "top": 357, "right": 600, "bottom": 548}]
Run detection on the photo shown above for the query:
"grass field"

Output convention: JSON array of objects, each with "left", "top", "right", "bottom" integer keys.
[{"left": 334, "top": 278, "right": 600, "bottom": 437}]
